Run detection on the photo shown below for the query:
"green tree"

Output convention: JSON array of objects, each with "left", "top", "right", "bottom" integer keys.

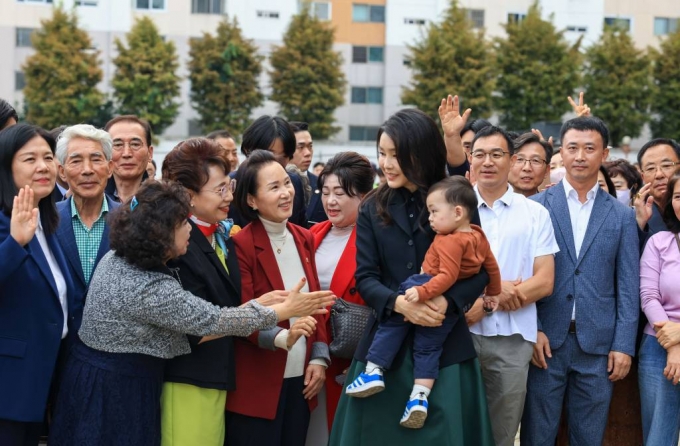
[
  {"left": 494, "top": 2, "right": 581, "bottom": 130},
  {"left": 582, "top": 27, "right": 651, "bottom": 146},
  {"left": 112, "top": 16, "right": 181, "bottom": 136},
  {"left": 401, "top": 1, "right": 495, "bottom": 122},
  {"left": 188, "top": 18, "right": 263, "bottom": 135},
  {"left": 22, "top": 6, "right": 103, "bottom": 129},
  {"left": 269, "top": 5, "right": 346, "bottom": 139},
  {"left": 650, "top": 29, "right": 680, "bottom": 140}
]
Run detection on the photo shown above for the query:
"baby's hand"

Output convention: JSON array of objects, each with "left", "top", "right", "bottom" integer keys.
[
  {"left": 404, "top": 288, "right": 420, "bottom": 303},
  {"left": 483, "top": 294, "right": 500, "bottom": 313}
]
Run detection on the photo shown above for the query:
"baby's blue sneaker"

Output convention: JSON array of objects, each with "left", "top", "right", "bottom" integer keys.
[
  {"left": 400, "top": 392, "right": 428, "bottom": 429},
  {"left": 345, "top": 372, "right": 385, "bottom": 397}
]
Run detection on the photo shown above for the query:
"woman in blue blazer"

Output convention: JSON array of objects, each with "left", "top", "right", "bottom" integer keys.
[{"left": 0, "top": 124, "right": 74, "bottom": 445}]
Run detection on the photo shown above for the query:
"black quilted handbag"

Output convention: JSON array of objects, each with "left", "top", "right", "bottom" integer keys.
[{"left": 329, "top": 299, "right": 373, "bottom": 359}]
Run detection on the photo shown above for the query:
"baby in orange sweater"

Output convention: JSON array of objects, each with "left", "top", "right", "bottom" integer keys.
[{"left": 346, "top": 176, "right": 502, "bottom": 429}]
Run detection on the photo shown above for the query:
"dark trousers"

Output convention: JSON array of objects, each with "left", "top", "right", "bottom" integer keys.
[
  {"left": 367, "top": 311, "right": 455, "bottom": 380},
  {"left": 225, "top": 376, "right": 310, "bottom": 446},
  {"left": 521, "top": 332, "right": 613, "bottom": 446},
  {"left": 0, "top": 419, "right": 42, "bottom": 446}
]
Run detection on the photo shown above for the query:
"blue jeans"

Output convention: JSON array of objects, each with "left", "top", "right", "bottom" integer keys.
[{"left": 638, "top": 334, "right": 680, "bottom": 446}]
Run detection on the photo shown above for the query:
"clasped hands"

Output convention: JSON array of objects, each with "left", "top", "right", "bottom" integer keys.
[{"left": 653, "top": 321, "right": 680, "bottom": 385}]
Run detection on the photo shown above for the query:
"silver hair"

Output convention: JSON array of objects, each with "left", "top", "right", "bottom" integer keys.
[{"left": 55, "top": 124, "right": 113, "bottom": 164}]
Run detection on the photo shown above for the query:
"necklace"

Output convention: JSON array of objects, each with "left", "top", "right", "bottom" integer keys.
[{"left": 271, "top": 234, "right": 287, "bottom": 254}]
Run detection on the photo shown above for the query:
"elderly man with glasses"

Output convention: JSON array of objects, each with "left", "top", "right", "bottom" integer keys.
[
  {"left": 54, "top": 124, "right": 119, "bottom": 337},
  {"left": 103, "top": 115, "right": 154, "bottom": 204},
  {"left": 633, "top": 138, "right": 680, "bottom": 235}
]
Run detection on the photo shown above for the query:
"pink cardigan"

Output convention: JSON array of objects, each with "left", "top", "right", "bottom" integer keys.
[{"left": 640, "top": 231, "right": 680, "bottom": 336}]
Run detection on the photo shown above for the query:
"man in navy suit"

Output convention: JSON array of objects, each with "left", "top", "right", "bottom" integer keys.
[
  {"left": 54, "top": 124, "right": 119, "bottom": 335},
  {"left": 521, "top": 117, "right": 640, "bottom": 445},
  {"left": 289, "top": 121, "right": 327, "bottom": 226}
]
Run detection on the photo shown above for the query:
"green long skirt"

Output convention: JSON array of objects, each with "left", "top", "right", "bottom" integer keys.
[{"left": 329, "top": 352, "right": 494, "bottom": 446}]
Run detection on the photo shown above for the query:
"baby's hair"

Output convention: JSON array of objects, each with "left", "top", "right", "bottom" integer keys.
[{"left": 427, "top": 176, "right": 478, "bottom": 217}]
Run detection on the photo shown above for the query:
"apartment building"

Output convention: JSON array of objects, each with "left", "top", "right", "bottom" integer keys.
[{"left": 1, "top": 0, "right": 678, "bottom": 141}]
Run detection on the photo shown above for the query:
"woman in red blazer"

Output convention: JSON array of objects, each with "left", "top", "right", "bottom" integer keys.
[
  {"left": 309, "top": 152, "right": 376, "bottom": 434},
  {"left": 226, "top": 150, "right": 330, "bottom": 446}
]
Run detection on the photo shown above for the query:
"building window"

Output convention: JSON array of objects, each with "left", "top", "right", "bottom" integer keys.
[
  {"left": 257, "top": 10, "right": 280, "bottom": 19},
  {"left": 466, "top": 9, "right": 485, "bottom": 28},
  {"left": 351, "top": 87, "right": 383, "bottom": 104},
  {"left": 188, "top": 119, "right": 203, "bottom": 136},
  {"left": 75, "top": 0, "right": 98, "bottom": 5},
  {"left": 404, "top": 18, "right": 426, "bottom": 25},
  {"left": 604, "top": 17, "right": 631, "bottom": 31},
  {"left": 16, "top": 0, "right": 53, "bottom": 3},
  {"left": 566, "top": 25, "right": 588, "bottom": 33},
  {"left": 349, "top": 126, "right": 380, "bottom": 141},
  {"left": 301, "top": 1, "right": 331, "bottom": 20},
  {"left": 352, "top": 4, "right": 385, "bottom": 23},
  {"left": 16, "top": 28, "right": 34, "bottom": 47},
  {"left": 654, "top": 17, "right": 679, "bottom": 36},
  {"left": 136, "top": 0, "right": 165, "bottom": 10},
  {"left": 192, "top": 0, "right": 225, "bottom": 14},
  {"left": 15, "top": 71, "right": 25, "bottom": 91},
  {"left": 507, "top": 13, "right": 526, "bottom": 24},
  {"left": 352, "top": 46, "right": 384, "bottom": 63}
]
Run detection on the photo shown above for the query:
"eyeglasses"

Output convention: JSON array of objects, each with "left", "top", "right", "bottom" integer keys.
[
  {"left": 514, "top": 156, "right": 548, "bottom": 168},
  {"left": 470, "top": 150, "right": 510, "bottom": 161},
  {"left": 643, "top": 162, "right": 679, "bottom": 175},
  {"left": 112, "top": 140, "right": 145, "bottom": 151},
  {"left": 202, "top": 179, "right": 236, "bottom": 199}
]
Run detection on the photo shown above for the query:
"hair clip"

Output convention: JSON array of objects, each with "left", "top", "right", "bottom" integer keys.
[{"left": 130, "top": 196, "right": 139, "bottom": 211}]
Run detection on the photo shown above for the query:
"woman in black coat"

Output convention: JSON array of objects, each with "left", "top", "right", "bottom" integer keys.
[
  {"left": 329, "top": 109, "right": 495, "bottom": 445},
  {"left": 161, "top": 138, "right": 283, "bottom": 446}
]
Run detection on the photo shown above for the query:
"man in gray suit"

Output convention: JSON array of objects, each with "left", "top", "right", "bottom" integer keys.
[{"left": 521, "top": 116, "right": 640, "bottom": 445}]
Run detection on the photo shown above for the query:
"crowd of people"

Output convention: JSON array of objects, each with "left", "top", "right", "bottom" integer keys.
[{"left": 0, "top": 92, "right": 679, "bottom": 446}]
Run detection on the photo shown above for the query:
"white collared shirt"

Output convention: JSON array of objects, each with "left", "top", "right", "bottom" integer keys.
[
  {"left": 470, "top": 184, "right": 559, "bottom": 343},
  {"left": 35, "top": 215, "right": 68, "bottom": 339},
  {"left": 562, "top": 178, "right": 600, "bottom": 320}
]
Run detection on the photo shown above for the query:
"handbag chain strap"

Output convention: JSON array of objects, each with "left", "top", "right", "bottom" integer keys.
[{"left": 675, "top": 233, "right": 680, "bottom": 253}]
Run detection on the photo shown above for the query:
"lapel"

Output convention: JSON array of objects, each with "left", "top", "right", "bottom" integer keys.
[
  {"left": 95, "top": 197, "right": 117, "bottom": 265},
  {"left": 47, "top": 230, "right": 75, "bottom": 310},
  {"left": 330, "top": 227, "right": 357, "bottom": 295},
  {"left": 387, "top": 190, "right": 412, "bottom": 237},
  {"left": 545, "top": 182, "right": 578, "bottom": 265},
  {"left": 576, "top": 188, "right": 613, "bottom": 267},
  {"left": 252, "top": 220, "right": 286, "bottom": 291},
  {"left": 225, "top": 238, "right": 242, "bottom": 295},
  {"left": 311, "top": 220, "right": 332, "bottom": 250},
  {"left": 28, "top": 234, "right": 59, "bottom": 300},
  {"left": 56, "top": 198, "right": 86, "bottom": 287},
  {"left": 188, "top": 221, "right": 240, "bottom": 296},
  {"left": 307, "top": 191, "right": 321, "bottom": 221}
]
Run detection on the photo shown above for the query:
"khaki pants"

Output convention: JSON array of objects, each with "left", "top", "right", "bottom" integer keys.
[{"left": 472, "top": 333, "right": 534, "bottom": 446}]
